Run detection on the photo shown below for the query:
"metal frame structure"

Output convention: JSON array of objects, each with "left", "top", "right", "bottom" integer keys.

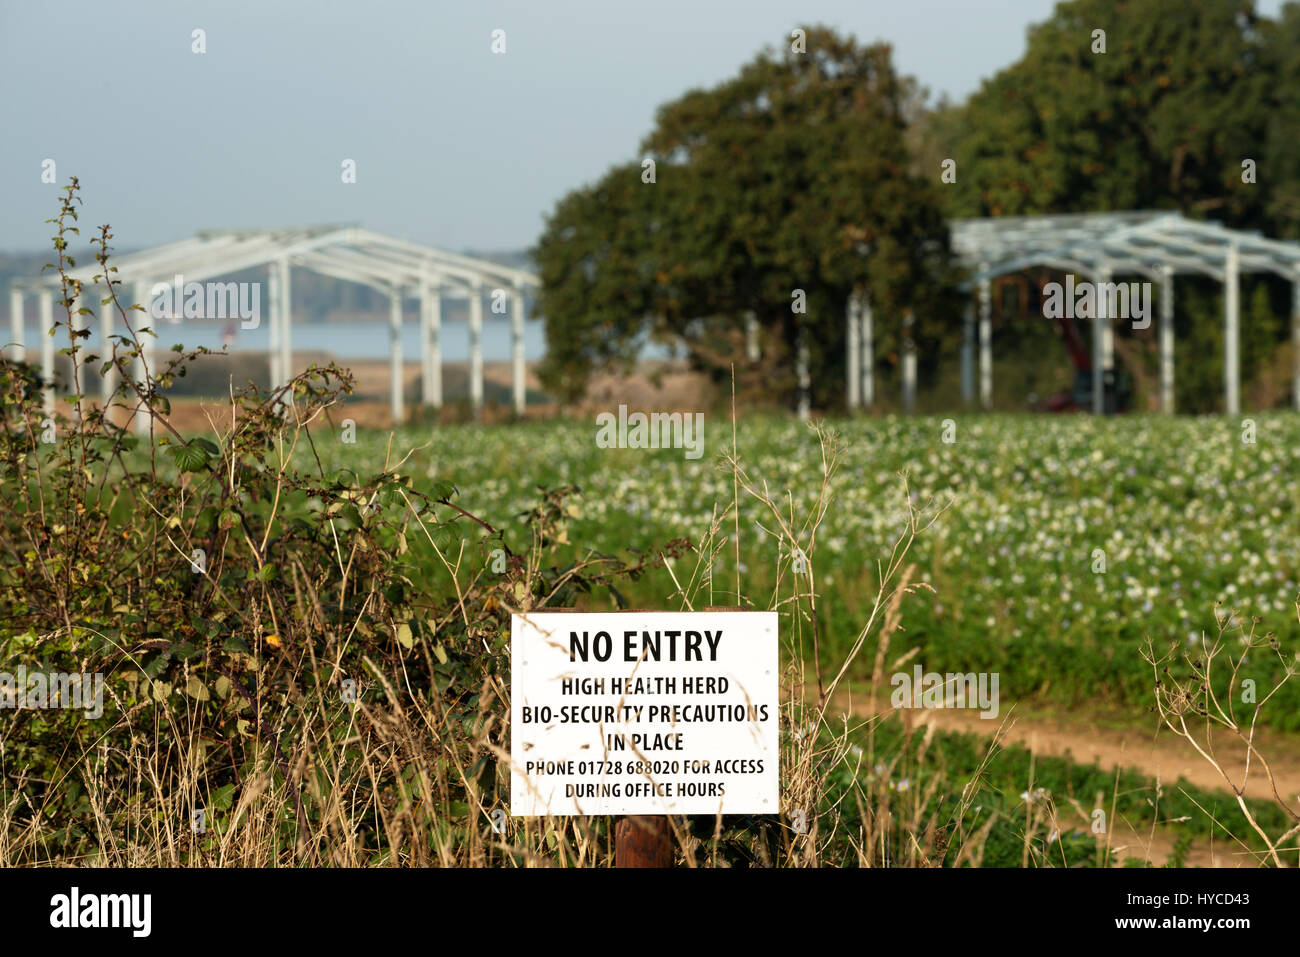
[
  {"left": 13, "top": 213, "right": 1300, "bottom": 423},
  {"left": 6, "top": 225, "right": 539, "bottom": 430},
  {"left": 843, "top": 211, "right": 1300, "bottom": 414}
]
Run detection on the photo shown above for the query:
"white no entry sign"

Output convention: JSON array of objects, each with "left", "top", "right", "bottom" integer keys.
[{"left": 511, "top": 610, "right": 779, "bottom": 816}]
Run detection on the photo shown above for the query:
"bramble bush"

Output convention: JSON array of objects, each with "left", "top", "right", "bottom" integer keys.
[{"left": 0, "top": 182, "right": 700, "bottom": 865}]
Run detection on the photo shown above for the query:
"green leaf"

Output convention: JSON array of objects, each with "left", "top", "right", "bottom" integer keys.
[
  {"left": 169, "top": 443, "right": 208, "bottom": 472},
  {"left": 184, "top": 676, "right": 210, "bottom": 701},
  {"left": 222, "top": 635, "right": 251, "bottom": 655}
]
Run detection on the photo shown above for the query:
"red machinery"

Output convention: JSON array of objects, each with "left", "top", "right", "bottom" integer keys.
[{"left": 1027, "top": 273, "right": 1132, "bottom": 414}]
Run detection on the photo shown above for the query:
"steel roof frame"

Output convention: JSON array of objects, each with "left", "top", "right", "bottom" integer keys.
[
  {"left": 953, "top": 211, "right": 1300, "bottom": 283},
  {"left": 941, "top": 211, "right": 1300, "bottom": 420},
  {"left": 8, "top": 225, "right": 540, "bottom": 430},
  {"left": 14, "top": 225, "right": 539, "bottom": 294}
]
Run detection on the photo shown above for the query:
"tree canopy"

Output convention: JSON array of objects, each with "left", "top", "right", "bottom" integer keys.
[
  {"left": 534, "top": 26, "right": 956, "bottom": 407},
  {"left": 943, "top": 0, "right": 1288, "bottom": 231}
]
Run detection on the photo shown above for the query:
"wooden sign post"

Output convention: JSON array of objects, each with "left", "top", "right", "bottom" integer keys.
[
  {"left": 615, "top": 606, "right": 743, "bottom": 868},
  {"left": 615, "top": 815, "right": 674, "bottom": 868}
]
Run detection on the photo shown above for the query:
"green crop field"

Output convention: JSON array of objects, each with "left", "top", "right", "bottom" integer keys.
[
  {"left": 11, "top": 365, "right": 1297, "bottom": 867},
  {"left": 325, "top": 411, "right": 1300, "bottom": 728}
]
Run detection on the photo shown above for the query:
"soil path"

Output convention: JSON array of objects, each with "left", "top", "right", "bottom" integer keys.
[{"left": 833, "top": 691, "right": 1300, "bottom": 867}]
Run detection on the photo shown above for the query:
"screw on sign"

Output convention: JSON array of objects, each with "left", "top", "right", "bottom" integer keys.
[{"left": 510, "top": 606, "right": 779, "bottom": 868}]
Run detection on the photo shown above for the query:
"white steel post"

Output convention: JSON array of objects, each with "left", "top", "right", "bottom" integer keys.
[
  {"left": 961, "top": 297, "right": 974, "bottom": 405},
  {"left": 1093, "top": 264, "right": 1112, "bottom": 415},
  {"left": 469, "top": 281, "right": 484, "bottom": 419},
  {"left": 39, "top": 289, "right": 54, "bottom": 416},
  {"left": 1224, "top": 244, "right": 1240, "bottom": 416},
  {"left": 978, "top": 268, "right": 992, "bottom": 411},
  {"left": 511, "top": 284, "right": 526, "bottom": 416},
  {"left": 1292, "top": 276, "right": 1300, "bottom": 412},
  {"left": 1160, "top": 266, "right": 1175, "bottom": 414},
  {"left": 902, "top": 342, "right": 917, "bottom": 414},
  {"left": 846, "top": 292, "right": 860, "bottom": 410},
  {"left": 278, "top": 259, "right": 292, "bottom": 390},
  {"left": 1099, "top": 266, "right": 1115, "bottom": 373},
  {"left": 132, "top": 280, "right": 153, "bottom": 435},
  {"left": 424, "top": 280, "right": 442, "bottom": 409},
  {"left": 861, "top": 293, "right": 874, "bottom": 408},
  {"left": 8, "top": 287, "right": 23, "bottom": 362},
  {"left": 267, "top": 265, "right": 282, "bottom": 390},
  {"left": 389, "top": 289, "right": 404, "bottom": 424},
  {"left": 419, "top": 276, "right": 432, "bottom": 407},
  {"left": 69, "top": 288, "right": 84, "bottom": 419},
  {"left": 795, "top": 327, "right": 811, "bottom": 423},
  {"left": 745, "top": 311, "right": 760, "bottom": 362},
  {"left": 100, "top": 281, "right": 116, "bottom": 407}
]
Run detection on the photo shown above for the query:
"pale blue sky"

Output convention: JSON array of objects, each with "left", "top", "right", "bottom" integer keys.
[{"left": 0, "top": 0, "right": 1288, "bottom": 254}]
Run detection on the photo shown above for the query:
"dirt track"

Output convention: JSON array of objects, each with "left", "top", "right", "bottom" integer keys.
[{"left": 835, "top": 691, "right": 1300, "bottom": 867}]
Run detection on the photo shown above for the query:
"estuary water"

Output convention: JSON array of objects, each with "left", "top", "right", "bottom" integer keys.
[{"left": 12, "top": 315, "right": 550, "bottom": 361}]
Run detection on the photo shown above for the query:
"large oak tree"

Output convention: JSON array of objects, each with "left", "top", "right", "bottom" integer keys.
[{"left": 535, "top": 26, "right": 958, "bottom": 408}]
